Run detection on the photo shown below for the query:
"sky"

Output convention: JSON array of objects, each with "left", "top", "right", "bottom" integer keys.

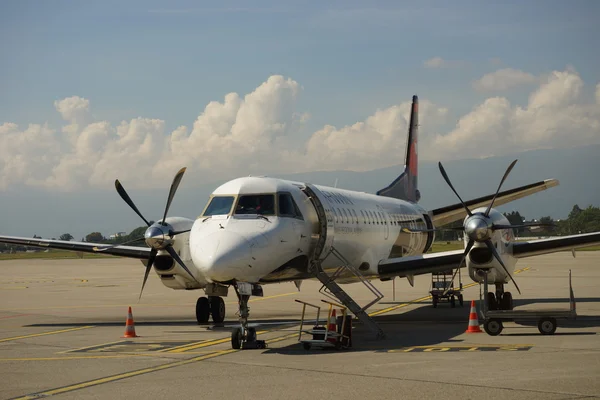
[{"left": 1, "top": 0, "right": 600, "bottom": 238}]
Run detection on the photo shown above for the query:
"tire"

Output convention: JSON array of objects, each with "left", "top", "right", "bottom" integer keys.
[
  {"left": 247, "top": 327, "right": 257, "bottom": 343},
  {"left": 458, "top": 294, "right": 464, "bottom": 307},
  {"left": 484, "top": 319, "right": 503, "bottom": 336},
  {"left": 432, "top": 296, "right": 438, "bottom": 308},
  {"left": 231, "top": 327, "right": 242, "bottom": 349},
  {"left": 501, "top": 292, "right": 513, "bottom": 311},
  {"left": 450, "top": 296, "right": 456, "bottom": 308},
  {"left": 487, "top": 292, "right": 497, "bottom": 311},
  {"left": 538, "top": 317, "right": 557, "bottom": 335},
  {"left": 303, "top": 342, "right": 311, "bottom": 351},
  {"left": 195, "top": 297, "right": 210, "bottom": 324},
  {"left": 209, "top": 296, "right": 226, "bottom": 323}
]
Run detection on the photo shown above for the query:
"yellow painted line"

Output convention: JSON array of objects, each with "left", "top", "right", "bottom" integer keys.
[
  {"left": 0, "top": 355, "right": 149, "bottom": 361},
  {"left": 60, "top": 339, "right": 128, "bottom": 354},
  {"left": 167, "top": 330, "right": 269, "bottom": 353},
  {"left": 10, "top": 330, "right": 299, "bottom": 400},
  {"left": 0, "top": 326, "right": 95, "bottom": 343},
  {"left": 368, "top": 266, "right": 530, "bottom": 317}
]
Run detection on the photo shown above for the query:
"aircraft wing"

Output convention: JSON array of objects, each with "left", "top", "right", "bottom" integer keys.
[
  {"left": 431, "top": 179, "right": 559, "bottom": 227},
  {"left": 512, "top": 232, "right": 600, "bottom": 258},
  {"left": 377, "top": 250, "right": 465, "bottom": 280},
  {"left": 0, "top": 235, "right": 151, "bottom": 260}
]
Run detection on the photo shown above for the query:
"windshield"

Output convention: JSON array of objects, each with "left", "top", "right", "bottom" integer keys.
[
  {"left": 202, "top": 196, "right": 235, "bottom": 216},
  {"left": 235, "top": 194, "right": 275, "bottom": 216}
]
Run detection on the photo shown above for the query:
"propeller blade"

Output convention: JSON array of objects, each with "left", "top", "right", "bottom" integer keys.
[
  {"left": 161, "top": 167, "right": 187, "bottom": 226},
  {"left": 139, "top": 248, "right": 158, "bottom": 300},
  {"left": 492, "top": 222, "right": 556, "bottom": 230},
  {"left": 484, "top": 240, "right": 521, "bottom": 294},
  {"left": 93, "top": 236, "right": 146, "bottom": 252},
  {"left": 442, "top": 239, "right": 473, "bottom": 295},
  {"left": 484, "top": 159, "right": 518, "bottom": 217},
  {"left": 115, "top": 179, "right": 151, "bottom": 227},
  {"left": 170, "top": 229, "right": 192, "bottom": 236},
  {"left": 165, "top": 245, "right": 197, "bottom": 282},
  {"left": 438, "top": 162, "right": 472, "bottom": 217}
]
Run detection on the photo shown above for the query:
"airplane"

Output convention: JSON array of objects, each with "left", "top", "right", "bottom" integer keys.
[{"left": 2, "top": 95, "right": 599, "bottom": 350}]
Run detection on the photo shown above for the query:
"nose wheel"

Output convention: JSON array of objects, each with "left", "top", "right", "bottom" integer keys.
[{"left": 231, "top": 286, "right": 266, "bottom": 350}]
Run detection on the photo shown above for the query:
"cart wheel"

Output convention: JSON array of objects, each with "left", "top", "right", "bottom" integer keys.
[
  {"left": 302, "top": 342, "right": 311, "bottom": 351},
  {"left": 484, "top": 319, "right": 503, "bottom": 336},
  {"left": 450, "top": 296, "right": 456, "bottom": 308},
  {"left": 432, "top": 296, "right": 438, "bottom": 308},
  {"left": 458, "top": 294, "right": 464, "bottom": 307},
  {"left": 538, "top": 317, "right": 557, "bottom": 335},
  {"left": 334, "top": 340, "right": 343, "bottom": 350}
]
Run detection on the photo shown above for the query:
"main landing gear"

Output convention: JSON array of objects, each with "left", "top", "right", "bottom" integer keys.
[
  {"left": 486, "top": 283, "right": 514, "bottom": 311},
  {"left": 195, "top": 296, "right": 226, "bottom": 324},
  {"left": 230, "top": 282, "right": 266, "bottom": 350}
]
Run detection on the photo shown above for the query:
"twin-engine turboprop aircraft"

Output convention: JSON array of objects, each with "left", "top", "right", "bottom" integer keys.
[{"left": 2, "top": 95, "right": 599, "bottom": 349}]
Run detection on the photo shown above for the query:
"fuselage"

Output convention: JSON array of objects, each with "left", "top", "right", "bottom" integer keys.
[{"left": 187, "top": 176, "right": 433, "bottom": 285}]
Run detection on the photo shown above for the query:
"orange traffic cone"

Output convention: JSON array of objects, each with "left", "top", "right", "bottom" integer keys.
[
  {"left": 122, "top": 306, "right": 139, "bottom": 338},
  {"left": 327, "top": 309, "right": 337, "bottom": 343},
  {"left": 465, "top": 300, "right": 482, "bottom": 333}
]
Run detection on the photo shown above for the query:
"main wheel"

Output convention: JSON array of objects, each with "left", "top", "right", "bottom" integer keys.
[
  {"left": 484, "top": 319, "right": 503, "bottom": 336},
  {"left": 538, "top": 317, "right": 557, "bottom": 335},
  {"left": 501, "top": 292, "right": 513, "bottom": 310},
  {"left": 231, "top": 327, "right": 242, "bottom": 349},
  {"left": 486, "top": 292, "right": 497, "bottom": 311},
  {"left": 195, "top": 297, "right": 210, "bottom": 324},
  {"left": 209, "top": 296, "right": 226, "bottom": 323}
]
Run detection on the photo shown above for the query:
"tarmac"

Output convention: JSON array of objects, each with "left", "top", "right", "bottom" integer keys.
[{"left": 1, "top": 251, "right": 599, "bottom": 399}]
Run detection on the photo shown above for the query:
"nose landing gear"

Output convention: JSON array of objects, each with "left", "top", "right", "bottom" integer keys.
[{"left": 231, "top": 282, "right": 266, "bottom": 350}]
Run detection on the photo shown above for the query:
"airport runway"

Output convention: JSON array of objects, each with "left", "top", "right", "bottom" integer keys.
[{"left": 1, "top": 252, "right": 599, "bottom": 399}]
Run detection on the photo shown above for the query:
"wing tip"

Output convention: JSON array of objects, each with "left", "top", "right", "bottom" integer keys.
[{"left": 543, "top": 178, "right": 560, "bottom": 188}]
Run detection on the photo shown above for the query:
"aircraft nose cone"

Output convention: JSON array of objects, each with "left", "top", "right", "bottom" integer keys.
[
  {"left": 465, "top": 216, "right": 490, "bottom": 241},
  {"left": 193, "top": 231, "right": 252, "bottom": 282},
  {"left": 145, "top": 226, "right": 165, "bottom": 249}
]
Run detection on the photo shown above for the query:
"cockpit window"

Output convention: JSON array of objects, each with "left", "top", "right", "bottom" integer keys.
[
  {"left": 202, "top": 196, "right": 235, "bottom": 216},
  {"left": 235, "top": 194, "right": 275, "bottom": 215},
  {"left": 278, "top": 193, "right": 303, "bottom": 219}
]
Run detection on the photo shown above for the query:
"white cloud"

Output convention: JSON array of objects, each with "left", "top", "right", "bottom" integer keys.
[
  {"left": 1, "top": 69, "right": 599, "bottom": 191},
  {"left": 423, "top": 57, "right": 466, "bottom": 69},
  {"left": 472, "top": 68, "right": 539, "bottom": 92},
  {"left": 431, "top": 69, "right": 600, "bottom": 160}
]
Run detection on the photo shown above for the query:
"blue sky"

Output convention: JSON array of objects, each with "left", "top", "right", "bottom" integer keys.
[
  {"left": 1, "top": 0, "right": 600, "bottom": 238},
  {"left": 2, "top": 0, "right": 599, "bottom": 132}
]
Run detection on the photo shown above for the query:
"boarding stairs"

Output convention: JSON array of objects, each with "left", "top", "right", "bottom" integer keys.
[{"left": 301, "top": 184, "right": 386, "bottom": 340}]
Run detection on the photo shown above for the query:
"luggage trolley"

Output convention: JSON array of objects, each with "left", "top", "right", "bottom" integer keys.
[
  {"left": 295, "top": 299, "right": 351, "bottom": 350},
  {"left": 430, "top": 268, "right": 464, "bottom": 308}
]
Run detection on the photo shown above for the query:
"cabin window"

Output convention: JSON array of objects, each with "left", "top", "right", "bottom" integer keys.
[
  {"left": 278, "top": 193, "right": 303, "bottom": 219},
  {"left": 202, "top": 196, "right": 235, "bottom": 216},
  {"left": 234, "top": 194, "right": 275, "bottom": 215},
  {"left": 351, "top": 209, "right": 358, "bottom": 224}
]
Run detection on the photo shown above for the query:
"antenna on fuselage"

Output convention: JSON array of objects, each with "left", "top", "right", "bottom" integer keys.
[{"left": 334, "top": 178, "right": 338, "bottom": 188}]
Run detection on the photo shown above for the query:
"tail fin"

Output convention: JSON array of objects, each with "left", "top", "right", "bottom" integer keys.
[{"left": 376, "top": 95, "right": 420, "bottom": 202}]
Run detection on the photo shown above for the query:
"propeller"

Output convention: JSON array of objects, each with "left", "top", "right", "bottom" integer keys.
[
  {"left": 112, "top": 167, "right": 197, "bottom": 300},
  {"left": 436, "top": 160, "right": 525, "bottom": 294}
]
